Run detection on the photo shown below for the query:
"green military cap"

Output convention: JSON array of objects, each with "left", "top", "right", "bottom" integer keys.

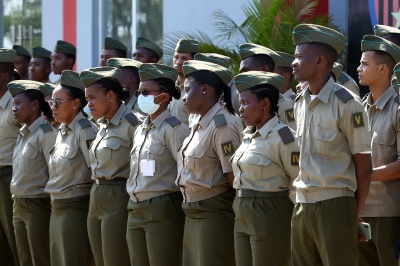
[
  {"left": 43, "top": 83, "right": 56, "bottom": 96},
  {"left": 391, "top": 76, "right": 400, "bottom": 90},
  {"left": 104, "top": 37, "right": 127, "bottom": 53},
  {"left": 292, "top": 24, "right": 348, "bottom": 54},
  {"left": 136, "top": 37, "right": 163, "bottom": 59},
  {"left": 331, "top": 62, "right": 343, "bottom": 80},
  {"left": 54, "top": 40, "right": 76, "bottom": 55},
  {"left": 234, "top": 71, "right": 285, "bottom": 93},
  {"left": 239, "top": 43, "right": 281, "bottom": 70},
  {"left": 7, "top": 80, "right": 46, "bottom": 97},
  {"left": 79, "top": 66, "right": 121, "bottom": 88},
  {"left": 194, "top": 53, "right": 231, "bottom": 68},
  {"left": 276, "top": 51, "right": 294, "bottom": 68},
  {"left": 138, "top": 63, "right": 178, "bottom": 83},
  {"left": 32, "top": 46, "right": 52, "bottom": 59},
  {"left": 12, "top": 45, "right": 31, "bottom": 58},
  {"left": 107, "top": 58, "right": 142, "bottom": 70},
  {"left": 175, "top": 38, "right": 199, "bottom": 53},
  {"left": 60, "top": 70, "right": 85, "bottom": 91},
  {"left": 183, "top": 60, "right": 232, "bottom": 85},
  {"left": 374, "top": 24, "right": 400, "bottom": 37},
  {"left": 0, "top": 49, "right": 17, "bottom": 63},
  {"left": 394, "top": 62, "right": 400, "bottom": 82},
  {"left": 361, "top": 35, "right": 400, "bottom": 63}
]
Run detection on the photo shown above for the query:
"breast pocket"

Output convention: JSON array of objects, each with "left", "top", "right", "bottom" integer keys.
[
  {"left": 21, "top": 146, "right": 38, "bottom": 172},
  {"left": 186, "top": 147, "right": 206, "bottom": 171},
  {"left": 312, "top": 126, "right": 338, "bottom": 155},
  {"left": 372, "top": 132, "right": 396, "bottom": 165},
  {"left": 149, "top": 145, "right": 166, "bottom": 160},
  {"left": 246, "top": 153, "right": 272, "bottom": 180},
  {"left": 98, "top": 137, "right": 122, "bottom": 162}
]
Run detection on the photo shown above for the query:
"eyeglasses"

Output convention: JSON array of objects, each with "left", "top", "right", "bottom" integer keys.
[
  {"left": 139, "top": 90, "right": 164, "bottom": 97},
  {"left": 47, "top": 99, "right": 72, "bottom": 108}
]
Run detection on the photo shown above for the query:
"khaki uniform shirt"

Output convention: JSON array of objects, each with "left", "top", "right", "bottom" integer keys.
[
  {"left": 46, "top": 112, "right": 98, "bottom": 199},
  {"left": 125, "top": 95, "right": 146, "bottom": 116},
  {"left": 176, "top": 102, "right": 242, "bottom": 202},
  {"left": 232, "top": 116, "right": 299, "bottom": 202},
  {"left": 362, "top": 86, "right": 400, "bottom": 217},
  {"left": 294, "top": 77, "right": 371, "bottom": 203},
  {"left": 11, "top": 117, "right": 57, "bottom": 197},
  {"left": 89, "top": 104, "right": 142, "bottom": 180},
  {"left": 337, "top": 72, "right": 360, "bottom": 97},
  {"left": 283, "top": 89, "right": 296, "bottom": 102},
  {"left": 278, "top": 94, "right": 297, "bottom": 131},
  {"left": 0, "top": 90, "right": 21, "bottom": 167},
  {"left": 127, "top": 110, "right": 190, "bottom": 202},
  {"left": 168, "top": 82, "right": 189, "bottom": 125}
]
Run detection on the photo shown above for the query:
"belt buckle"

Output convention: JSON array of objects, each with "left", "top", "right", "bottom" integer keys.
[{"left": 238, "top": 189, "right": 243, "bottom": 197}]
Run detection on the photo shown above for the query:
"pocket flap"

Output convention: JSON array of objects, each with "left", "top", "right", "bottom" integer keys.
[
  {"left": 150, "top": 145, "right": 166, "bottom": 155},
  {"left": 21, "top": 146, "right": 38, "bottom": 159},
  {"left": 104, "top": 137, "right": 122, "bottom": 150},
  {"left": 372, "top": 132, "right": 396, "bottom": 145},
  {"left": 188, "top": 147, "right": 206, "bottom": 158},
  {"left": 62, "top": 147, "right": 78, "bottom": 159},
  {"left": 247, "top": 153, "right": 272, "bottom": 166},
  {"left": 313, "top": 126, "right": 337, "bottom": 142}
]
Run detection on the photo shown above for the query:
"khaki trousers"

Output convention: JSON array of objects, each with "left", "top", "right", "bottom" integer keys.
[
  {"left": 126, "top": 192, "right": 185, "bottom": 266},
  {"left": 233, "top": 196, "right": 293, "bottom": 266},
  {"left": 358, "top": 217, "right": 400, "bottom": 266},
  {"left": 50, "top": 195, "right": 94, "bottom": 266},
  {"left": 13, "top": 197, "right": 51, "bottom": 266},
  {"left": 181, "top": 190, "right": 236, "bottom": 266},
  {"left": 87, "top": 183, "right": 130, "bottom": 266},
  {"left": 0, "top": 173, "right": 19, "bottom": 266},
  {"left": 291, "top": 196, "right": 358, "bottom": 266}
]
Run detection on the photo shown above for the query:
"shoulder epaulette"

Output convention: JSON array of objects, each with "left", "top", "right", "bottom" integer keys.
[
  {"left": 394, "top": 95, "right": 400, "bottom": 105},
  {"left": 213, "top": 114, "right": 227, "bottom": 127},
  {"left": 165, "top": 116, "right": 181, "bottom": 127},
  {"left": 39, "top": 123, "right": 53, "bottom": 133},
  {"left": 290, "top": 94, "right": 296, "bottom": 101},
  {"left": 337, "top": 73, "right": 349, "bottom": 84},
  {"left": 124, "top": 113, "right": 139, "bottom": 127},
  {"left": 334, "top": 88, "right": 353, "bottom": 103},
  {"left": 278, "top": 126, "right": 295, "bottom": 145},
  {"left": 78, "top": 118, "right": 91, "bottom": 129}
]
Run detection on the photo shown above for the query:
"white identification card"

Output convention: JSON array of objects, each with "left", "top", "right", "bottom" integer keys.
[{"left": 141, "top": 159, "right": 155, "bottom": 176}]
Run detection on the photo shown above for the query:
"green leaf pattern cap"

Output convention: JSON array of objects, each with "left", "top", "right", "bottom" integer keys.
[
  {"left": 8, "top": 80, "right": 46, "bottom": 97},
  {"left": 234, "top": 71, "right": 285, "bottom": 93},
  {"left": 183, "top": 60, "right": 232, "bottom": 85},
  {"left": 79, "top": 67, "right": 121, "bottom": 88},
  {"left": 138, "top": 63, "right": 178, "bottom": 83}
]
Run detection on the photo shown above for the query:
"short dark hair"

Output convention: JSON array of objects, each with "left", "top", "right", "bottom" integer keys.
[
  {"left": 276, "top": 66, "right": 293, "bottom": 81},
  {"left": 21, "top": 55, "right": 31, "bottom": 63},
  {"left": 0, "top": 62, "right": 15, "bottom": 82},
  {"left": 95, "top": 77, "right": 130, "bottom": 101},
  {"left": 61, "top": 85, "right": 88, "bottom": 112},
  {"left": 152, "top": 78, "right": 180, "bottom": 101},
  {"left": 249, "top": 84, "right": 279, "bottom": 114},
  {"left": 122, "top": 66, "right": 140, "bottom": 83},
  {"left": 143, "top": 48, "right": 159, "bottom": 62},
  {"left": 382, "top": 33, "right": 400, "bottom": 47},
  {"left": 252, "top": 54, "right": 275, "bottom": 71},
  {"left": 373, "top": 50, "right": 395, "bottom": 77},
  {"left": 24, "top": 89, "right": 54, "bottom": 123},
  {"left": 65, "top": 53, "right": 76, "bottom": 67},
  {"left": 308, "top": 42, "right": 337, "bottom": 69},
  {"left": 114, "top": 49, "right": 127, "bottom": 58}
]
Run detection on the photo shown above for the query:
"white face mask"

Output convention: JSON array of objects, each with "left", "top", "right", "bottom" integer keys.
[{"left": 137, "top": 94, "right": 164, "bottom": 115}]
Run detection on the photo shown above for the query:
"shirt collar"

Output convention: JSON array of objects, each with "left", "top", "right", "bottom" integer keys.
[
  {"left": 143, "top": 109, "right": 170, "bottom": 129},
  {"left": 366, "top": 86, "right": 396, "bottom": 110},
  {"left": 304, "top": 77, "right": 335, "bottom": 104},
  {"left": 243, "top": 115, "right": 279, "bottom": 140},
  {"left": 198, "top": 102, "right": 223, "bottom": 130},
  {"left": 98, "top": 104, "right": 128, "bottom": 126},
  {"left": 68, "top": 112, "right": 85, "bottom": 131},
  {"left": 0, "top": 90, "right": 11, "bottom": 109},
  {"left": 20, "top": 116, "right": 45, "bottom": 137}
]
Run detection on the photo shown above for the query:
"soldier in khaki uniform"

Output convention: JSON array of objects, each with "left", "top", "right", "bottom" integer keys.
[
  {"left": 100, "top": 37, "right": 127, "bottom": 67},
  {"left": 0, "top": 49, "right": 21, "bottom": 266},
  {"left": 374, "top": 24, "right": 400, "bottom": 47},
  {"left": 231, "top": 72, "right": 299, "bottom": 266},
  {"left": 239, "top": 43, "right": 297, "bottom": 130},
  {"left": 42, "top": 83, "right": 60, "bottom": 129},
  {"left": 176, "top": 60, "right": 242, "bottom": 266},
  {"left": 12, "top": 45, "right": 30, "bottom": 80},
  {"left": 291, "top": 24, "right": 372, "bottom": 266},
  {"left": 357, "top": 36, "right": 400, "bottom": 266},
  {"left": 46, "top": 70, "right": 97, "bottom": 266},
  {"left": 331, "top": 62, "right": 360, "bottom": 96},
  {"left": 275, "top": 51, "right": 297, "bottom": 102},
  {"left": 133, "top": 37, "right": 163, "bottom": 63},
  {"left": 107, "top": 58, "right": 145, "bottom": 115},
  {"left": 9, "top": 80, "right": 57, "bottom": 266},
  {"left": 169, "top": 38, "right": 198, "bottom": 125},
  {"left": 80, "top": 66, "right": 143, "bottom": 266},
  {"left": 29, "top": 47, "right": 52, "bottom": 84},
  {"left": 51, "top": 40, "right": 76, "bottom": 85},
  {"left": 126, "top": 63, "right": 189, "bottom": 266}
]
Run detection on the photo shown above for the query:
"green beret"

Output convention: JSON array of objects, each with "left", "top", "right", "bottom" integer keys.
[
  {"left": 183, "top": 60, "right": 232, "bottom": 85},
  {"left": 12, "top": 45, "right": 31, "bottom": 58},
  {"left": 374, "top": 24, "right": 400, "bottom": 37},
  {"left": 361, "top": 35, "right": 400, "bottom": 64},
  {"left": 175, "top": 38, "right": 199, "bottom": 53},
  {"left": 234, "top": 71, "right": 285, "bottom": 93},
  {"left": 54, "top": 40, "right": 76, "bottom": 55},
  {"left": 275, "top": 51, "right": 294, "bottom": 68},
  {"left": 194, "top": 53, "right": 231, "bottom": 68},
  {"left": 107, "top": 58, "right": 142, "bottom": 70},
  {"left": 32, "top": 46, "right": 52, "bottom": 59},
  {"left": 7, "top": 80, "right": 46, "bottom": 97},
  {"left": 391, "top": 76, "right": 399, "bottom": 90},
  {"left": 394, "top": 62, "right": 400, "bottom": 82},
  {"left": 292, "top": 24, "right": 348, "bottom": 54},
  {"left": 79, "top": 67, "right": 121, "bottom": 88},
  {"left": 136, "top": 37, "right": 163, "bottom": 59},
  {"left": 60, "top": 70, "right": 85, "bottom": 91},
  {"left": 138, "top": 63, "right": 178, "bottom": 83},
  {"left": 0, "top": 49, "right": 17, "bottom": 63},
  {"left": 239, "top": 43, "right": 281, "bottom": 70},
  {"left": 43, "top": 83, "right": 56, "bottom": 96},
  {"left": 104, "top": 37, "right": 127, "bottom": 53},
  {"left": 331, "top": 62, "right": 343, "bottom": 80}
]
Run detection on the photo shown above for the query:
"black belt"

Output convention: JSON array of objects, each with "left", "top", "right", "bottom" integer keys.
[
  {"left": 0, "top": 166, "right": 12, "bottom": 176},
  {"left": 95, "top": 178, "right": 127, "bottom": 185},
  {"left": 236, "top": 189, "right": 288, "bottom": 198}
]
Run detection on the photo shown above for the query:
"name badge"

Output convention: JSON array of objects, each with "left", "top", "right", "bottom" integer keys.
[{"left": 141, "top": 159, "right": 155, "bottom": 176}]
